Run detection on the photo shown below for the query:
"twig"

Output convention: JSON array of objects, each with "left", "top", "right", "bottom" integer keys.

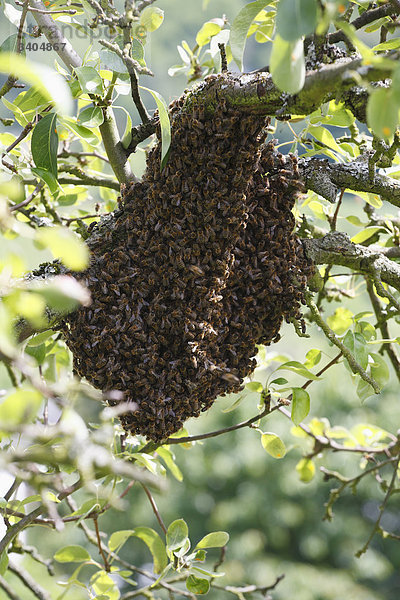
[
  {"left": 0, "top": 506, "right": 43, "bottom": 556},
  {"left": 124, "top": 116, "right": 158, "bottom": 155},
  {"left": 8, "top": 561, "right": 51, "bottom": 600},
  {"left": 329, "top": 188, "right": 344, "bottom": 232},
  {"left": 14, "top": 544, "right": 54, "bottom": 576},
  {"left": 17, "top": 2, "right": 76, "bottom": 13},
  {"left": 212, "top": 574, "right": 285, "bottom": 597},
  {"left": 10, "top": 183, "right": 44, "bottom": 212},
  {"left": 371, "top": 264, "right": 400, "bottom": 313},
  {"left": 302, "top": 352, "right": 342, "bottom": 391},
  {"left": 94, "top": 517, "right": 110, "bottom": 571},
  {"left": 58, "top": 150, "right": 110, "bottom": 163},
  {"left": 98, "top": 39, "right": 153, "bottom": 76},
  {"left": 356, "top": 457, "right": 400, "bottom": 556},
  {"left": 5, "top": 121, "right": 35, "bottom": 155},
  {"left": 0, "top": 575, "right": 20, "bottom": 600},
  {"left": 62, "top": 214, "right": 101, "bottom": 225},
  {"left": 121, "top": 25, "right": 151, "bottom": 123},
  {"left": 142, "top": 403, "right": 278, "bottom": 453},
  {"left": 278, "top": 404, "right": 394, "bottom": 455},
  {"left": 140, "top": 484, "right": 167, "bottom": 534},
  {"left": 218, "top": 43, "right": 228, "bottom": 73},
  {"left": 213, "top": 546, "right": 226, "bottom": 572},
  {"left": 365, "top": 278, "right": 400, "bottom": 382},
  {"left": 305, "top": 291, "right": 380, "bottom": 393},
  {"left": 0, "top": 0, "right": 29, "bottom": 99},
  {"left": 136, "top": 0, "right": 158, "bottom": 13},
  {"left": 328, "top": 3, "right": 400, "bottom": 44}
]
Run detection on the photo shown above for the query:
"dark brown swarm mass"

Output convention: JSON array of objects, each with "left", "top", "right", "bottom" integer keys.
[{"left": 62, "top": 79, "right": 313, "bottom": 441}]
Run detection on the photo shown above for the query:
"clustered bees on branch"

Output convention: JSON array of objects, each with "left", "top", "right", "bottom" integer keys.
[{"left": 62, "top": 78, "right": 314, "bottom": 441}]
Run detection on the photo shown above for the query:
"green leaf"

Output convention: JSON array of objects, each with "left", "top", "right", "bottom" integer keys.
[
  {"left": 25, "top": 342, "right": 47, "bottom": 366},
  {"left": 277, "top": 361, "right": 320, "bottom": 380},
  {"left": 270, "top": 377, "right": 288, "bottom": 385},
  {"left": 356, "top": 321, "right": 376, "bottom": 342},
  {"left": 0, "top": 389, "right": 42, "bottom": 426},
  {"left": 35, "top": 226, "right": 89, "bottom": 271},
  {"left": 351, "top": 226, "right": 382, "bottom": 244},
  {"left": 186, "top": 575, "right": 210, "bottom": 595},
  {"left": 135, "top": 527, "right": 168, "bottom": 574},
  {"left": 196, "top": 20, "right": 222, "bottom": 47},
  {"left": 99, "top": 48, "right": 125, "bottom": 74},
  {"left": 276, "top": 0, "right": 317, "bottom": 41},
  {"left": 31, "top": 167, "right": 63, "bottom": 199},
  {"left": 59, "top": 115, "right": 100, "bottom": 147},
  {"left": 156, "top": 446, "right": 183, "bottom": 482},
  {"left": 326, "top": 307, "right": 353, "bottom": 335},
  {"left": 140, "top": 6, "right": 164, "bottom": 32},
  {"left": 270, "top": 35, "right": 305, "bottom": 94},
  {"left": 296, "top": 458, "right": 315, "bottom": 482},
  {"left": 131, "top": 39, "right": 146, "bottom": 67},
  {"left": 261, "top": 433, "right": 286, "bottom": 458},
  {"left": 343, "top": 331, "right": 369, "bottom": 370},
  {"left": 370, "top": 352, "right": 390, "bottom": 388},
  {"left": 54, "top": 545, "right": 91, "bottom": 563},
  {"left": 367, "top": 87, "right": 400, "bottom": 140},
  {"left": 77, "top": 105, "right": 104, "bottom": 128},
  {"left": 108, "top": 528, "right": 168, "bottom": 573},
  {"left": 90, "top": 570, "right": 120, "bottom": 600},
  {"left": 14, "top": 87, "right": 49, "bottom": 116},
  {"left": 194, "top": 549, "right": 206, "bottom": 562},
  {"left": 309, "top": 125, "right": 347, "bottom": 155},
  {"left": 304, "top": 349, "right": 321, "bottom": 368},
  {"left": 230, "top": 0, "right": 272, "bottom": 70},
  {"left": 347, "top": 215, "right": 367, "bottom": 227},
  {"left": 196, "top": 531, "right": 229, "bottom": 549},
  {"left": 140, "top": 87, "right": 171, "bottom": 169},
  {"left": 166, "top": 519, "right": 189, "bottom": 552},
  {"left": 0, "top": 551, "right": 8, "bottom": 576},
  {"left": 291, "top": 388, "right": 310, "bottom": 425},
  {"left": 351, "top": 423, "right": 391, "bottom": 446},
  {"left": 0, "top": 52, "right": 72, "bottom": 114},
  {"left": 75, "top": 66, "right": 104, "bottom": 97},
  {"left": 315, "top": 100, "right": 355, "bottom": 127},
  {"left": 246, "top": 381, "right": 263, "bottom": 392},
  {"left": 373, "top": 38, "right": 400, "bottom": 52},
  {"left": 0, "top": 33, "right": 25, "bottom": 55},
  {"left": 31, "top": 112, "right": 58, "bottom": 177},
  {"left": 119, "top": 106, "right": 133, "bottom": 149}
]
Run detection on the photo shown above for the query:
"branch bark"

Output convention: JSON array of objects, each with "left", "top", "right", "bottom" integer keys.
[
  {"left": 299, "top": 155, "right": 400, "bottom": 206},
  {"left": 303, "top": 232, "right": 400, "bottom": 293},
  {"left": 204, "top": 55, "right": 397, "bottom": 119}
]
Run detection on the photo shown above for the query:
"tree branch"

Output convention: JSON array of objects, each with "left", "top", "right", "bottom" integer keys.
[
  {"left": 213, "top": 55, "right": 397, "bottom": 119},
  {"left": 328, "top": 3, "right": 400, "bottom": 44},
  {"left": 303, "top": 232, "right": 400, "bottom": 293},
  {"left": 8, "top": 561, "right": 51, "bottom": 600},
  {"left": 299, "top": 155, "right": 400, "bottom": 206},
  {"left": 29, "top": 0, "right": 133, "bottom": 183}
]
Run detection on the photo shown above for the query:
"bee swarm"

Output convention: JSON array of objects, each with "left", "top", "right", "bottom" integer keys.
[{"left": 62, "top": 78, "right": 313, "bottom": 441}]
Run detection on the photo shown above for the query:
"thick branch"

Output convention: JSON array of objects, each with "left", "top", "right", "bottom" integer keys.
[
  {"left": 208, "top": 56, "right": 397, "bottom": 119},
  {"left": 299, "top": 156, "right": 400, "bottom": 206},
  {"left": 303, "top": 232, "right": 400, "bottom": 292},
  {"left": 29, "top": 0, "right": 82, "bottom": 70}
]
